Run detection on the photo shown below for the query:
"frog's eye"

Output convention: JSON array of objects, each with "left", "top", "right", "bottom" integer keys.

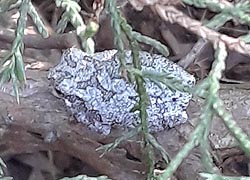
[
  {"left": 172, "top": 97, "right": 177, "bottom": 102},
  {"left": 95, "top": 113, "right": 102, "bottom": 122}
]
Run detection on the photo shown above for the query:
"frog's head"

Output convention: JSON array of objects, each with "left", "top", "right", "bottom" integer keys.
[{"left": 48, "top": 48, "right": 91, "bottom": 80}]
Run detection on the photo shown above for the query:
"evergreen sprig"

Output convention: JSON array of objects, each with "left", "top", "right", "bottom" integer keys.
[
  {"left": 0, "top": 0, "right": 49, "bottom": 102},
  {"left": 0, "top": 0, "right": 249, "bottom": 179},
  {"left": 0, "top": 157, "right": 13, "bottom": 180},
  {"left": 0, "top": 0, "right": 30, "bottom": 103},
  {"left": 55, "top": 0, "right": 98, "bottom": 54}
]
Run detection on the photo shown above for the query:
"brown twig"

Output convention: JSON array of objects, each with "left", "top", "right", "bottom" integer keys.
[
  {"left": 0, "top": 28, "right": 80, "bottom": 49},
  {"left": 178, "top": 38, "right": 209, "bottom": 69},
  {"left": 155, "top": 5, "right": 250, "bottom": 57}
]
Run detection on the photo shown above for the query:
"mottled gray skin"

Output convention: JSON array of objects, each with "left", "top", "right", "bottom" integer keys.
[{"left": 48, "top": 48, "right": 195, "bottom": 135}]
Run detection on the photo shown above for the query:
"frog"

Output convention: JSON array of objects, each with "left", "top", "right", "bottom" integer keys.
[{"left": 48, "top": 48, "right": 195, "bottom": 135}]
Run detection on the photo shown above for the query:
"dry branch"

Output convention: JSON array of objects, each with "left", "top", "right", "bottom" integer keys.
[
  {"left": 0, "top": 28, "right": 80, "bottom": 49},
  {"left": 155, "top": 5, "right": 250, "bottom": 57}
]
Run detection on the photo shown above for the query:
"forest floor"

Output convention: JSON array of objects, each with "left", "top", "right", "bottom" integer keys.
[{"left": 0, "top": 1, "right": 250, "bottom": 180}]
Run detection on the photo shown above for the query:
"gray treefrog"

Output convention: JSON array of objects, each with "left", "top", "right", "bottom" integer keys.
[{"left": 48, "top": 48, "right": 195, "bottom": 135}]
